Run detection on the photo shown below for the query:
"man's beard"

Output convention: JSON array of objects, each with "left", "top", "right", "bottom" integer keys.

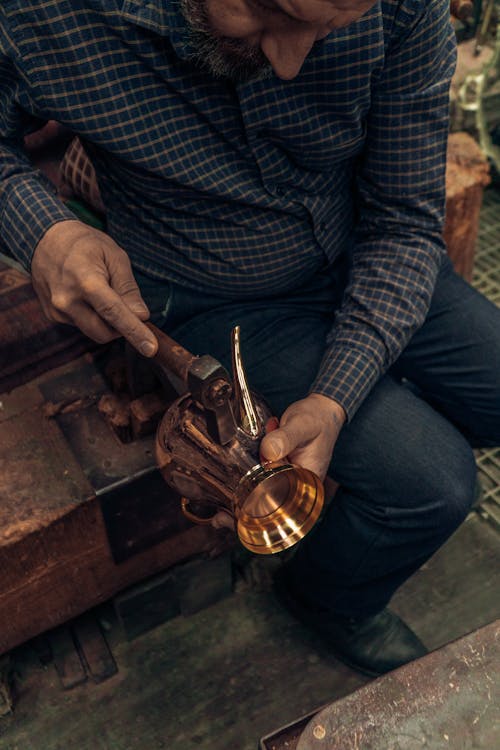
[{"left": 179, "top": 0, "right": 272, "bottom": 83}]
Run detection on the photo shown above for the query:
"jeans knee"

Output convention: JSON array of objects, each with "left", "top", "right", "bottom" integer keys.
[{"left": 432, "top": 445, "right": 477, "bottom": 532}]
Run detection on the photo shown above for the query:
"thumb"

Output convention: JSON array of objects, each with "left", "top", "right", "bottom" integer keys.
[{"left": 260, "top": 426, "right": 294, "bottom": 462}]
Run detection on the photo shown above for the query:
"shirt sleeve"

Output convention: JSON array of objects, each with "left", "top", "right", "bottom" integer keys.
[
  {"left": 309, "top": 0, "right": 457, "bottom": 419},
  {"left": 0, "top": 12, "right": 75, "bottom": 270}
]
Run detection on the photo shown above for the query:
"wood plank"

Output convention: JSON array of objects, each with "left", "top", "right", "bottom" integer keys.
[
  {"left": 48, "top": 626, "right": 87, "bottom": 691},
  {"left": 72, "top": 613, "right": 117, "bottom": 684},
  {"left": 0, "top": 654, "right": 14, "bottom": 716}
]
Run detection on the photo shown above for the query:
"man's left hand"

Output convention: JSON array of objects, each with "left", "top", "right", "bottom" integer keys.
[{"left": 259, "top": 393, "right": 346, "bottom": 482}]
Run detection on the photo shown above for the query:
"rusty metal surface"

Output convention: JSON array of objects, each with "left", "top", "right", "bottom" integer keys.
[
  {"left": 260, "top": 620, "right": 500, "bottom": 750},
  {"left": 38, "top": 354, "right": 162, "bottom": 492},
  {"left": 56, "top": 404, "right": 157, "bottom": 494},
  {"left": 259, "top": 710, "right": 319, "bottom": 750},
  {"left": 37, "top": 357, "right": 107, "bottom": 405},
  {"left": 298, "top": 620, "right": 500, "bottom": 750}
]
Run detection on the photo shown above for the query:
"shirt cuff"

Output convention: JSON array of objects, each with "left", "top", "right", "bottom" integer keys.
[
  {"left": 308, "top": 345, "right": 382, "bottom": 421},
  {"left": 1, "top": 176, "right": 76, "bottom": 270}
]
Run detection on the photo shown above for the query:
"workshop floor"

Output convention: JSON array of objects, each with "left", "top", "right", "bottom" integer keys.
[{"left": 0, "top": 187, "right": 499, "bottom": 750}]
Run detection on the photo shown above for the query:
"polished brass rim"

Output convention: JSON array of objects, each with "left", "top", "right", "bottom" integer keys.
[{"left": 236, "top": 464, "right": 324, "bottom": 555}]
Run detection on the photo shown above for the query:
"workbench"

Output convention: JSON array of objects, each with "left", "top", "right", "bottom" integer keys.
[{"left": 0, "top": 333, "right": 231, "bottom": 657}]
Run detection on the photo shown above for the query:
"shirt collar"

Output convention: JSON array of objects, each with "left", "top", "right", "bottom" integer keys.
[{"left": 120, "top": 1, "right": 194, "bottom": 60}]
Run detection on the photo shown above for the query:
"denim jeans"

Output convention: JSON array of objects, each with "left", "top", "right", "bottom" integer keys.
[{"left": 136, "top": 256, "right": 500, "bottom": 617}]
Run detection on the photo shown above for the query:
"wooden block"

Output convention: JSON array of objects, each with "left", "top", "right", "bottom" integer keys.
[
  {"left": 114, "top": 552, "right": 233, "bottom": 640},
  {"left": 48, "top": 626, "right": 87, "bottom": 691},
  {"left": 72, "top": 613, "right": 117, "bottom": 684},
  {"left": 130, "top": 390, "right": 171, "bottom": 439},
  {"left": 444, "top": 132, "right": 491, "bottom": 281},
  {"left": 0, "top": 502, "right": 227, "bottom": 656},
  {"left": 0, "top": 405, "right": 94, "bottom": 549},
  {"left": 97, "top": 393, "right": 132, "bottom": 443},
  {"left": 114, "top": 571, "right": 180, "bottom": 641}
]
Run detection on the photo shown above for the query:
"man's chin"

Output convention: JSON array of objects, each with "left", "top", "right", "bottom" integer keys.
[
  {"left": 192, "top": 44, "right": 272, "bottom": 84},
  {"left": 210, "top": 59, "right": 273, "bottom": 84}
]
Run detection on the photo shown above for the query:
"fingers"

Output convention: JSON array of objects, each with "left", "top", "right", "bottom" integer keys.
[
  {"left": 259, "top": 395, "right": 345, "bottom": 482},
  {"left": 106, "top": 252, "right": 151, "bottom": 321},
  {"left": 32, "top": 221, "right": 159, "bottom": 356},
  {"left": 52, "top": 299, "right": 122, "bottom": 344},
  {"left": 261, "top": 424, "right": 327, "bottom": 479},
  {"left": 48, "top": 276, "right": 158, "bottom": 354},
  {"left": 82, "top": 276, "right": 158, "bottom": 355},
  {"left": 260, "top": 427, "right": 293, "bottom": 462},
  {"left": 260, "top": 411, "right": 318, "bottom": 462}
]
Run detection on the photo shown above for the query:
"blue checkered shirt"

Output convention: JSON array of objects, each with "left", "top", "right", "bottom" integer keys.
[{"left": 0, "top": 0, "right": 456, "bottom": 418}]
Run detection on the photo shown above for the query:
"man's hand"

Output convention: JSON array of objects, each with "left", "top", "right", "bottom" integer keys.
[
  {"left": 31, "top": 220, "right": 158, "bottom": 356},
  {"left": 259, "top": 393, "right": 346, "bottom": 481},
  {"left": 210, "top": 398, "right": 344, "bottom": 530}
]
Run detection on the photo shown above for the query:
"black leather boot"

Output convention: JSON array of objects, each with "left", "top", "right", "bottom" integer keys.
[{"left": 273, "top": 566, "right": 428, "bottom": 677}]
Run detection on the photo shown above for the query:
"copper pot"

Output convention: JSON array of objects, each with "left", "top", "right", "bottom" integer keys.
[{"left": 154, "top": 326, "right": 324, "bottom": 555}]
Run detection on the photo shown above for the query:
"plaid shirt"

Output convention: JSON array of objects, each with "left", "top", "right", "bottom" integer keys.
[{"left": 0, "top": 0, "right": 456, "bottom": 418}]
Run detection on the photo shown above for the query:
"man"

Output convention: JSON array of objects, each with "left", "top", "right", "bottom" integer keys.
[{"left": 1, "top": 0, "right": 499, "bottom": 677}]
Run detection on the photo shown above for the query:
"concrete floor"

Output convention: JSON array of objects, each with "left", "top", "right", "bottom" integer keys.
[
  {"left": 0, "top": 188, "right": 499, "bottom": 750},
  {"left": 0, "top": 510, "right": 499, "bottom": 750}
]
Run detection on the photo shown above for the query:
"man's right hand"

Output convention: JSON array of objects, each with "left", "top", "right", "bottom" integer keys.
[{"left": 31, "top": 220, "right": 158, "bottom": 356}]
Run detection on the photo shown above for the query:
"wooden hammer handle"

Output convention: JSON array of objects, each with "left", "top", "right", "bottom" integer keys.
[{"left": 146, "top": 322, "right": 197, "bottom": 385}]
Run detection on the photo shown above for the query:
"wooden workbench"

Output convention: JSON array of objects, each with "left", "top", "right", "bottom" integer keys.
[{"left": 0, "top": 352, "right": 230, "bottom": 656}]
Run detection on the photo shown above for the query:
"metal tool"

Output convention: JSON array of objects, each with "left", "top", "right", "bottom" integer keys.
[{"left": 150, "top": 323, "right": 324, "bottom": 555}]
